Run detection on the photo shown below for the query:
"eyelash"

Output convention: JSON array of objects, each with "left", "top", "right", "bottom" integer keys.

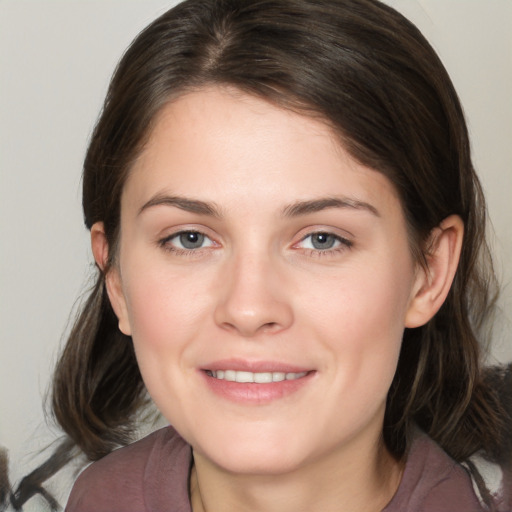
[
  {"left": 294, "top": 232, "right": 353, "bottom": 258},
  {"left": 158, "top": 230, "right": 216, "bottom": 257},
  {"left": 157, "top": 230, "right": 353, "bottom": 257}
]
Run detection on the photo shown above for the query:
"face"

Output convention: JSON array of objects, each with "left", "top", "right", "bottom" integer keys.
[{"left": 106, "top": 87, "right": 425, "bottom": 475}]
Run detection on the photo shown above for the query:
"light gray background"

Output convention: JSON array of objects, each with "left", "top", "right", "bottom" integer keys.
[{"left": 1, "top": 1, "right": 511, "bottom": 509}]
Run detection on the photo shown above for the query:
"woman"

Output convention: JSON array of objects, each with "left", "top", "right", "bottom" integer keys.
[{"left": 21, "top": 0, "right": 512, "bottom": 510}]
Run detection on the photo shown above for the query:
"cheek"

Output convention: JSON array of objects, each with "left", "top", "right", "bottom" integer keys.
[
  {"left": 122, "top": 262, "right": 208, "bottom": 346},
  {"left": 119, "top": 263, "right": 213, "bottom": 405},
  {"left": 305, "top": 256, "right": 413, "bottom": 386},
  {"left": 120, "top": 266, "right": 210, "bottom": 417},
  {"left": 308, "top": 258, "right": 412, "bottom": 337}
]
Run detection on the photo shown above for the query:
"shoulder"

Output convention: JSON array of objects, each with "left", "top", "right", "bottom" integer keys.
[
  {"left": 65, "top": 426, "right": 192, "bottom": 512},
  {"left": 384, "top": 430, "right": 485, "bottom": 512}
]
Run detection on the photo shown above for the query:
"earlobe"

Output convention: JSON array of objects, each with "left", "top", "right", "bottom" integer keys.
[
  {"left": 405, "top": 215, "right": 464, "bottom": 328},
  {"left": 90, "top": 222, "right": 132, "bottom": 336}
]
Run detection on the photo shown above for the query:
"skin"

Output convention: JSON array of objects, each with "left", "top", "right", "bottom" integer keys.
[{"left": 92, "top": 87, "right": 463, "bottom": 512}]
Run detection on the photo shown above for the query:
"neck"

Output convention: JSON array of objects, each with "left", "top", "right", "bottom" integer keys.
[{"left": 190, "top": 428, "right": 403, "bottom": 512}]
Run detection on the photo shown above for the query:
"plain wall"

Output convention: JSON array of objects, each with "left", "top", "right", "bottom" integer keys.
[{"left": 1, "top": 1, "right": 511, "bottom": 509}]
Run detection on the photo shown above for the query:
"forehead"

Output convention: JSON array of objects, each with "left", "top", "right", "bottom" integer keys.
[{"left": 122, "top": 87, "right": 402, "bottom": 219}]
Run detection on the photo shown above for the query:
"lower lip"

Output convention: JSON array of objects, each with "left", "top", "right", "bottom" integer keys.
[{"left": 200, "top": 371, "right": 314, "bottom": 404}]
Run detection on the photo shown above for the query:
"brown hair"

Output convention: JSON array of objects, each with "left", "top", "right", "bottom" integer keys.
[{"left": 48, "top": 0, "right": 508, "bottom": 497}]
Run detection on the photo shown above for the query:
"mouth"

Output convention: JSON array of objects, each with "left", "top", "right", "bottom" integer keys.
[
  {"left": 205, "top": 370, "right": 308, "bottom": 383},
  {"left": 201, "top": 363, "right": 314, "bottom": 403}
]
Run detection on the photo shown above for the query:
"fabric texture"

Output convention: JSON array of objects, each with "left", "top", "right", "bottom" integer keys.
[{"left": 66, "top": 426, "right": 489, "bottom": 512}]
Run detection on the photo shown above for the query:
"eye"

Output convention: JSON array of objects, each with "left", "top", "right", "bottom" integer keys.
[
  {"left": 296, "top": 232, "right": 352, "bottom": 252},
  {"left": 302, "top": 233, "right": 338, "bottom": 250},
  {"left": 160, "top": 230, "right": 215, "bottom": 251}
]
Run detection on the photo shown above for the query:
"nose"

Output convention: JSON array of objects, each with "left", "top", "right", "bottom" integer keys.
[{"left": 214, "top": 250, "right": 294, "bottom": 337}]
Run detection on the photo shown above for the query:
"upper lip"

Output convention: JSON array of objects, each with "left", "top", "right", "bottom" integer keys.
[{"left": 202, "top": 358, "right": 312, "bottom": 374}]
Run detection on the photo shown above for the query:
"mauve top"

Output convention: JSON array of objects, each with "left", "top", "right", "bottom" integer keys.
[{"left": 66, "top": 426, "right": 487, "bottom": 512}]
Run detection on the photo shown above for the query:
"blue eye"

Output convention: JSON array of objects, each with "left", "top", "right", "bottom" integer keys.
[
  {"left": 161, "top": 231, "right": 214, "bottom": 251},
  {"left": 299, "top": 232, "right": 351, "bottom": 251},
  {"left": 177, "top": 232, "right": 206, "bottom": 249},
  {"left": 308, "top": 233, "right": 337, "bottom": 250}
]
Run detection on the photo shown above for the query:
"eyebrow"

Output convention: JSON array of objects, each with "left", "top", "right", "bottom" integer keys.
[
  {"left": 138, "top": 194, "right": 379, "bottom": 219},
  {"left": 282, "top": 197, "right": 380, "bottom": 217},
  {"left": 138, "top": 194, "right": 222, "bottom": 218}
]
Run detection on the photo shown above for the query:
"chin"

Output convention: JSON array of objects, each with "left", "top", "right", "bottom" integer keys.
[{"left": 191, "top": 426, "right": 316, "bottom": 476}]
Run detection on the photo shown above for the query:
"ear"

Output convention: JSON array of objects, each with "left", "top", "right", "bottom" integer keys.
[
  {"left": 91, "top": 222, "right": 132, "bottom": 336},
  {"left": 405, "top": 215, "right": 464, "bottom": 328}
]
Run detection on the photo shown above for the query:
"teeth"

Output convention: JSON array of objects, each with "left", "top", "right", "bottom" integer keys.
[{"left": 209, "top": 370, "right": 307, "bottom": 383}]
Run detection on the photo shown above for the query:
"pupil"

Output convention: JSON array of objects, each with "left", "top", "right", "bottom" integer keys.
[
  {"left": 312, "top": 233, "right": 335, "bottom": 250},
  {"left": 180, "top": 232, "right": 204, "bottom": 249}
]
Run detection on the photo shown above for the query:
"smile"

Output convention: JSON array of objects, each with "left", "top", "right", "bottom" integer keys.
[{"left": 206, "top": 370, "right": 308, "bottom": 383}]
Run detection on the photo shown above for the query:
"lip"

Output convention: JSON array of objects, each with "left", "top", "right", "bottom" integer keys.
[
  {"left": 203, "top": 358, "right": 311, "bottom": 374},
  {"left": 200, "top": 359, "right": 315, "bottom": 404}
]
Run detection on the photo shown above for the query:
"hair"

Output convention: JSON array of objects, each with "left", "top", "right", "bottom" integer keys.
[{"left": 33, "top": 0, "right": 510, "bottom": 507}]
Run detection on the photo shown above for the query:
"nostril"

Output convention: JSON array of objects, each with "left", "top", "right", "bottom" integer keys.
[{"left": 213, "top": 289, "right": 294, "bottom": 337}]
